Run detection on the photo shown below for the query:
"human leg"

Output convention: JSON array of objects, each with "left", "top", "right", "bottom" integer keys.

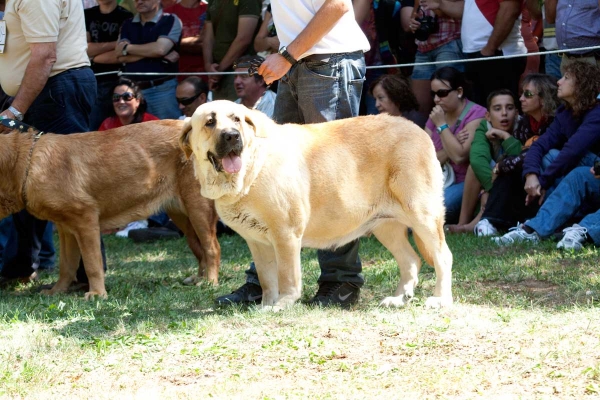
[
  {"left": 446, "top": 166, "right": 481, "bottom": 232},
  {"left": 443, "top": 181, "right": 465, "bottom": 225},
  {"left": 141, "top": 79, "right": 181, "bottom": 120}
]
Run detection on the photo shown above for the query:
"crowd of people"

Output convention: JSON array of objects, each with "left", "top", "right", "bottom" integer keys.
[{"left": 0, "top": 0, "right": 599, "bottom": 308}]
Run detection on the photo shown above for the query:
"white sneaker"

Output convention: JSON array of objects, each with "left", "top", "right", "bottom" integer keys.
[
  {"left": 492, "top": 223, "right": 539, "bottom": 245},
  {"left": 474, "top": 219, "right": 498, "bottom": 237},
  {"left": 115, "top": 220, "right": 148, "bottom": 238},
  {"left": 557, "top": 224, "right": 588, "bottom": 251}
]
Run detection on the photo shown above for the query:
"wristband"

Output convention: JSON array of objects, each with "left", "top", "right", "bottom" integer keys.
[
  {"left": 436, "top": 123, "right": 449, "bottom": 134},
  {"left": 278, "top": 46, "right": 297, "bottom": 66}
]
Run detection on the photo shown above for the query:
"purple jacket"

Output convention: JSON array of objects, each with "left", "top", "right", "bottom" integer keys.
[{"left": 522, "top": 104, "right": 600, "bottom": 189}]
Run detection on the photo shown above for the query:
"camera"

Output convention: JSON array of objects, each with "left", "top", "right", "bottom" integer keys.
[
  {"left": 594, "top": 158, "right": 600, "bottom": 176},
  {"left": 414, "top": 7, "right": 438, "bottom": 42}
]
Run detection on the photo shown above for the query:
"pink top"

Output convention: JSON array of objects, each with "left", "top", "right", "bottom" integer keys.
[{"left": 426, "top": 100, "right": 486, "bottom": 183}]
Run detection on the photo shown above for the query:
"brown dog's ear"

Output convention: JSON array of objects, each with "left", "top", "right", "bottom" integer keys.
[
  {"left": 179, "top": 117, "right": 193, "bottom": 159},
  {"left": 244, "top": 108, "right": 268, "bottom": 138}
]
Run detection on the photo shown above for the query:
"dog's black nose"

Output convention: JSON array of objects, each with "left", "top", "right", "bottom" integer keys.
[{"left": 222, "top": 131, "right": 240, "bottom": 143}]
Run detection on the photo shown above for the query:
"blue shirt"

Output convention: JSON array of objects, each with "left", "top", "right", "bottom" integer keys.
[
  {"left": 555, "top": 0, "right": 600, "bottom": 53},
  {"left": 523, "top": 104, "right": 600, "bottom": 189},
  {"left": 119, "top": 9, "right": 182, "bottom": 80}
]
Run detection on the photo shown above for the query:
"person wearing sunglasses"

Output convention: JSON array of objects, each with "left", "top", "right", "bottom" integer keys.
[
  {"left": 98, "top": 78, "right": 159, "bottom": 130},
  {"left": 176, "top": 76, "right": 209, "bottom": 118},
  {"left": 424, "top": 67, "right": 486, "bottom": 224},
  {"left": 448, "top": 74, "right": 559, "bottom": 236},
  {"left": 493, "top": 61, "right": 600, "bottom": 245}
]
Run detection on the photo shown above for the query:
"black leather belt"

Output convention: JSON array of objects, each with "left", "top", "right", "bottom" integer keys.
[
  {"left": 302, "top": 50, "right": 364, "bottom": 63},
  {"left": 136, "top": 76, "right": 174, "bottom": 90}
]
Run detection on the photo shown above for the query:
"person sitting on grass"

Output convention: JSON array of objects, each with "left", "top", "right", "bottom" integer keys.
[
  {"left": 471, "top": 74, "right": 559, "bottom": 236},
  {"left": 445, "top": 90, "right": 519, "bottom": 233},
  {"left": 369, "top": 73, "right": 428, "bottom": 128},
  {"left": 493, "top": 165, "right": 600, "bottom": 251}
]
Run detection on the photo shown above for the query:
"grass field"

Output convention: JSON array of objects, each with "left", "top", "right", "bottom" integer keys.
[{"left": 1, "top": 232, "right": 599, "bottom": 399}]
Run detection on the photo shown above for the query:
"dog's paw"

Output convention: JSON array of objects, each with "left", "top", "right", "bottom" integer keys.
[
  {"left": 84, "top": 291, "right": 108, "bottom": 301},
  {"left": 424, "top": 296, "right": 453, "bottom": 309},
  {"left": 379, "top": 295, "right": 413, "bottom": 308},
  {"left": 182, "top": 275, "right": 200, "bottom": 286},
  {"left": 252, "top": 304, "right": 283, "bottom": 313}
]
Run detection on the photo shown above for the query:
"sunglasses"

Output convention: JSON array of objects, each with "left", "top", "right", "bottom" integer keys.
[
  {"left": 112, "top": 92, "right": 136, "bottom": 102},
  {"left": 176, "top": 93, "right": 202, "bottom": 106},
  {"left": 431, "top": 88, "right": 455, "bottom": 98},
  {"left": 522, "top": 90, "right": 537, "bottom": 98}
]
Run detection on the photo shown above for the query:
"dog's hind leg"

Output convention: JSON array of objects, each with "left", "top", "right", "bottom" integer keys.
[
  {"left": 72, "top": 223, "right": 107, "bottom": 300},
  {"left": 372, "top": 220, "right": 421, "bottom": 307},
  {"left": 411, "top": 216, "right": 453, "bottom": 308},
  {"left": 41, "top": 226, "right": 80, "bottom": 295}
]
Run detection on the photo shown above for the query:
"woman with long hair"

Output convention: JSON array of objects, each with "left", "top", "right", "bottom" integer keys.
[
  {"left": 424, "top": 67, "right": 486, "bottom": 224},
  {"left": 98, "top": 78, "right": 158, "bottom": 130},
  {"left": 369, "top": 73, "right": 427, "bottom": 128}
]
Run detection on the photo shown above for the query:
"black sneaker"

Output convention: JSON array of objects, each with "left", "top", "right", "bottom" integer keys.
[
  {"left": 215, "top": 282, "right": 263, "bottom": 305},
  {"left": 307, "top": 282, "right": 360, "bottom": 308},
  {"left": 128, "top": 227, "right": 181, "bottom": 243}
]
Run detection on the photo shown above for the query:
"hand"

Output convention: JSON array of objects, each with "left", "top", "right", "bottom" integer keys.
[
  {"left": 524, "top": 174, "right": 541, "bottom": 205},
  {"left": 208, "top": 63, "right": 222, "bottom": 91},
  {"left": 485, "top": 128, "right": 509, "bottom": 141},
  {"left": 455, "top": 127, "right": 470, "bottom": 144},
  {"left": 163, "top": 50, "right": 180, "bottom": 63},
  {"left": 409, "top": 18, "right": 421, "bottom": 33},
  {"left": 429, "top": 105, "right": 447, "bottom": 128},
  {"left": 257, "top": 53, "right": 292, "bottom": 85},
  {"left": 480, "top": 45, "right": 496, "bottom": 57},
  {"left": 115, "top": 41, "right": 128, "bottom": 57},
  {"left": 0, "top": 109, "right": 16, "bottom": 132},
  {"left": 420, "top": 0, "right": 441, "bottom": 11},
  {"left": 591, "top": 166, "right": 600, "bottom": 179}
]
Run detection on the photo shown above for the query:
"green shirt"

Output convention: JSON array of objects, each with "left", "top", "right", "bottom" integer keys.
[
  {"left": 206, "top": 0, "right": 261, "bottom": 63},
  {"left": 469, "top": 119, "right": 522, "bottom": 192}
]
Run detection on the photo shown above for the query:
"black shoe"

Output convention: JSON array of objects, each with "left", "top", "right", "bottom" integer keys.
[
  {"left": 215, "top": 282, "right": 262, "bottom": 305},
  {"left": 128, "top": 227, "right": 181, "bottom": 243},
  {"left": 307, "top": 282, "right": 360, "bottom": 308},
  {"left": 0, "top": 271, "right": 39, "bottom": 288}
]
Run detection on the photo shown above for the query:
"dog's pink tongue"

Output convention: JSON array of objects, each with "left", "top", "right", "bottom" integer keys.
[{"left": 222, "top": 153, "right": 242, "bottom": 174}]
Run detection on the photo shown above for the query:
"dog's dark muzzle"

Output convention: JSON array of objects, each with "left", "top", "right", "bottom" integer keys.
[{"left": 215, "top": 129, "right": 243, "bottom": 158}]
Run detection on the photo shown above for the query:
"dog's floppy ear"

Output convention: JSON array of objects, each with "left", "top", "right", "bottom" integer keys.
[
  {"left": 244, "top": 108, "right": 268, "bottom": 138},
  {"left": 179, "top": 117, "right": 193, "bottom": 159}
]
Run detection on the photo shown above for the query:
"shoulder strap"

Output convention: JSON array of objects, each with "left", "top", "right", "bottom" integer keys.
[{"left": 453, "top": 101, "right": 474, "bottom": 131}]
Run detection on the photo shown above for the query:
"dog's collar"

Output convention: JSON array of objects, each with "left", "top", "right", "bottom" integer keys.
[{"left": 1, "top": 118, "right": 41, "bottom": 134}]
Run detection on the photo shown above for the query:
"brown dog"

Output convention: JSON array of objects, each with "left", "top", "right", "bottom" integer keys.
[
  {"left": 0, "top": 119, "right": 220, "bottom": 299},
  {"left": 180, "top": 100, "right": 453, "bottom": 310}
]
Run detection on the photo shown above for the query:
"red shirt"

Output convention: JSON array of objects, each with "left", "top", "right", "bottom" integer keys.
[
  {"left": 98, "top": 113, "right": 159, "bottom": 131},
  {"left": 164, "top": 3, "right": 208, "bottom": 82}
]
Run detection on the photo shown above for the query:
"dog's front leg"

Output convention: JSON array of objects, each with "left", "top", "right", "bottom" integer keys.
[
  {"left": 272, "top": 236, "right": 302, "bottom": 309},
  {"left": 246, "top": 240, "right": 279, "bottom": 309}
]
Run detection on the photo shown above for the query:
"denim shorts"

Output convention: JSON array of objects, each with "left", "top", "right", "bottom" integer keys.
[{"left": 411, "top": 39, "right": 465, "bottom": 81}]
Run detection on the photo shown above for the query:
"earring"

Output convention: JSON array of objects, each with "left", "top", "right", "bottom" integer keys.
[{"left": 458, "top": 95, "right": 462, "bottom": 99}]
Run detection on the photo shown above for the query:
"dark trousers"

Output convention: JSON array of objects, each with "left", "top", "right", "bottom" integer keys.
[
  {"left": 482, "top": 170, "right": 540, "bottom": 231},
  {"left": 465, "top": 51, "right": 527, "bottom": 107},
  {"left": 1, "top": 67, "right": 106, "bottom": 282}
]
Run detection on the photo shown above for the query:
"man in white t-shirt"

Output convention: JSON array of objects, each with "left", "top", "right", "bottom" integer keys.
[
  {"left": 232, "top": 55, "right": 276, "bottom": 118},
  {"left": 215, "top": 0, "right": 371, "bottom": 308}
]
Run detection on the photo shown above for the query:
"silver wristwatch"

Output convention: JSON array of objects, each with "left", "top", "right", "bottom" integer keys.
[{"left": 8, "top": 106, "right": 24, "bottom": 121}]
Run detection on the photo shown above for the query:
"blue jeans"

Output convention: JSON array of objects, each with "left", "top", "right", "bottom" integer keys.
[
  {"left": 526, "top": 167, "right": 600, "bottom": 244},
  {"left": 545, "top": 53, "right": 562, "bottom": 81},
  {"left": 444, "top": 181, "right": 465, "bottom": 225},
  {"left": 0, "top": 217, "right": 55, "bottom": 271},
  {"left": 411, "top": 39, "right": 465, "bottom": 80},
  {"left": 89, "top": 79, "right": 117, "bottom": 131},
  {"left": 141, "top": 78, "right": 181, "bottom": 120},
  {"left": 2, "top": 67, "right": 105, "bottom": 281},
  {"left": 247, "top": 51, "right": 366, "bottom": 287},
  {"left": 541, "top": 149, "right": 597, "bottom": 197}
]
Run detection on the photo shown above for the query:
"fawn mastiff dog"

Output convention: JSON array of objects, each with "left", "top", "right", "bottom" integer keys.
[
  {"left": 0, "top": 119, "right": 220, "bottom": 299},
  {"left": 180, "top": 100, "right": 453, "bottom": 310}
]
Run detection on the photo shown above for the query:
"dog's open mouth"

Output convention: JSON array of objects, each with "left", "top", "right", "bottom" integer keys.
[{"left": 207, "top": 151, "right": 242, "bottom": 174}]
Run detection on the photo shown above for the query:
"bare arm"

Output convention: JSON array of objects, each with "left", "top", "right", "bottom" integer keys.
[
  {"left": 525, "top": 0, "right": 542, "bottom": 19},
  {"left": 258, "top": 0, "right": 352, "bottom": 84},
  {"left": 93, "top": 50, "right": 121, "bottom": 64},
  {"left": 481, "top": 0, "right": 521, "bottom": 56},
  {"left": 180, "top": 34, "right": 203, "bottom": 55},
  {"left": 7, "top": 42, "right": 56, "bottom": 116},
  {"left": 420, "top": 0, "right": 465, "bottom": 19},
  {"left": 353, "top": 0, "right": 370, "bottom": 25},
  {"left": 254, "top": 11, "right": 280, "bottom": 53},
  {"left": 216, "top": 16, "right": 259, "bottom": 72},
  {"left": 439, "top": 118, "right": 482, "bottom": 164},
  {"left": 544, "top": 0, "right": 557, "bottom": 24},
  {"left": 116, "top": 37, "right": 175, "bottom": 58},
  {"left": 202, "top": 21, "right": 215, "bottom": 70},
  {"left": 400, "top": 7, "right": 413, "bottom": 32}
]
